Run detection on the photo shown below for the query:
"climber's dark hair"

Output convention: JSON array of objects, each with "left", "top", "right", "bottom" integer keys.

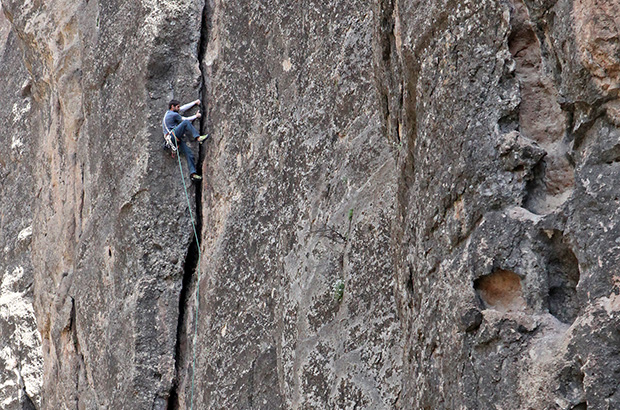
[{"left": 168, "top": 99, "right": 180, "bottom": 109}]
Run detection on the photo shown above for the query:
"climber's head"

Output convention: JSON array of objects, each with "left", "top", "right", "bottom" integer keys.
[{"left": 169, "top": 99, "right": 181, "bottom": 111}]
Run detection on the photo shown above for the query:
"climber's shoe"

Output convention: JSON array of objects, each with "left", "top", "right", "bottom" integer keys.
[
  {"left": 197, "top": 134, "right": 209, "bottom": 143},
  {"left": 190, "top": 173, "right": 202, "bottom": 181}
]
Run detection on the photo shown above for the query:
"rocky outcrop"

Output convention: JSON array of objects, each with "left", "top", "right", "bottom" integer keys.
[
  {"left": 1, "top": 0, "right": 204, "bottom": 408},
  {"left": 394, "top": 0, "right": 620, "bottom": 407},
  {"left": 2, "top": 0, "right": 620, "bottom": 408}
]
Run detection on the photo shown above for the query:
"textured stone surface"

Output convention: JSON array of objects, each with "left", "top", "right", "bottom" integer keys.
[
  {"left": 0, "top": 6, "right": 43, "bottom": 409},
  {"left": 189, "top": 1, "right": 400, "bottom": 409},
  {"left": 1, "top": 0, "right": 204, "bottom": 408},
  {"left": 180, "top": 1, "right": 403, "bottom": 408},
  {"left": 2, "top": 0, "right": 620, "bottom": 408},
  {"left": 393, "top": 0, "right": 620, "bottom": 408}
]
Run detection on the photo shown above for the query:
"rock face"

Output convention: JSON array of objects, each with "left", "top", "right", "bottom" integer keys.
[
  {"left": 1, "top": 0, "right": 204, "bottom": 408},
  {"left": 2, "top": 0, "right": 620, "bottom": 409},
  {"left": 187, "top": 1, "right": 402, "bottom": 408},
  {"left": 0, "top": 6, "right": 43, "bottom": 409},
  {"left": 393, "top": 0, "right": 620, "bottom": 408}
]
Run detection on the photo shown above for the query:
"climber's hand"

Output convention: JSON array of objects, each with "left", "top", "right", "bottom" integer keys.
[
  {"left": 196, "top": 112, "right": 202, "bottom": 118},
  {"left": 195, "top": 99, "right": 201, "bottom": 105}
]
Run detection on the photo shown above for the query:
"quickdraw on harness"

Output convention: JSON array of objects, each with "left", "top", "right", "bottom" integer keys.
[
  {"left": 162, "top": 114, "right": 178, "bottom": 155},
  {"left": 164, "top": 130, "right": 177, "bottom": 157},
  {"left": 164, "top": 131, "right": 178, "bottom": 153}
]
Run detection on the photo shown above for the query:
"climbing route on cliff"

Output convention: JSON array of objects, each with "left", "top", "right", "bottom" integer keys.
[
  {"left": 5, "top": 0, "right": 620, "bottom": 407},
  {"left": 171, "top": 136, "right": 203, "bottom": 409}
]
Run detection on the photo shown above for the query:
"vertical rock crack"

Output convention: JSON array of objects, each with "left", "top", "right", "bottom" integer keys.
[{"left": 167, "top": 2, "right": 210, "bottom": 408}]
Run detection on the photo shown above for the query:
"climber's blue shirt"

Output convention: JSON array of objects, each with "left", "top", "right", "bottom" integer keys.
[
  {"left": 162, "top": 110, "right": 183, "bottom": 134},
  {"left": 161, "top": 101, "right": 199, "bottom": 135}
]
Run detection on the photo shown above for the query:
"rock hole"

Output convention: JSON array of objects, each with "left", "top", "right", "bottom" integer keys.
[
  {"left": 558, "top": 363, "right": 586, "bottom": 409},
  {"left": 405, "top": 265, "right": 414, "bottom": 293},
  {"left": 20, "top": 81, "right": 32, "bottom": 97},
  {"left": 546, "top": 231, "right": 580, "bottom": 323},
  {"left": 601, "top": 143, "right": 620, "bottom": 164},
  {"left": 498, "top": 111, "right": 520, "bottom": 134},
  {"left": 474, "top": 269, "right": 527, "bottom": 312}
]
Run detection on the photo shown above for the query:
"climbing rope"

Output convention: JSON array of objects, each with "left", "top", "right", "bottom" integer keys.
[{"left": 172, "top": 133, "right": 202, "bottom": 410}]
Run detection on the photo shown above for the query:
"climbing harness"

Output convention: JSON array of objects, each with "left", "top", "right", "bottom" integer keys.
[
  {"left": 172, "top": 137, "right": 202, "bottom": 410},
  {"left": 164, "top": 131, "right": 178, "bottom": 154},
  {"left": 162, "top": 113, "right": 178, "bottom": 155}
]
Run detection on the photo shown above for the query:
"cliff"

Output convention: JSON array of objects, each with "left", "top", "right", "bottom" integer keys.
[{"left": 1, "top": 0, "right": 619, "bottom": 409}]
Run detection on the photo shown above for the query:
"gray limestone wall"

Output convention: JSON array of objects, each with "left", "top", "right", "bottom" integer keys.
[
  {"left": 184, "top": 1, "right": 402, "bottom": 408},
  {"left": 1, "top": 0, "right": 620, "bottom": 409},
  {"left": 394, "top": 0, "right": 620, "bottom": 408},
  {"left": 0, "top": 7, "right": 43, "bottom": 409}
]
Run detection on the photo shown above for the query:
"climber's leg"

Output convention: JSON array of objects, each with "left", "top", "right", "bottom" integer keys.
[
  {"left": 174, "top": 120, "right": 200, "bottom": 140},
  {"left": 175, "top": 137, "right": 197, "bottom": 175}
]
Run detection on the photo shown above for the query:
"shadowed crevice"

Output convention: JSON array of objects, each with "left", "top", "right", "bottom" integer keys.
[
  {"left": 507, "top": 0, "right": 574, "bottom": 214},
  {"left": 167, "top": 233, "right": 199, "bottom": 410},
  {"left": 167, "top": 1, "right": 210, "bottom": 408},
  {"left": 22, "top": 390, "right": 37, "bottom": 410},
  {"left": 545, "top": 230, "right": 580, "bottom": 324}
]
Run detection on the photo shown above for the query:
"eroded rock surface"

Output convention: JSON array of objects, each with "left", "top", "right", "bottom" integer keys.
[
  {"left": 2, "top": 0, "right": 620, "bottom": 408},
  {"left": 394, "top": 0, "right": 620, "bottom": 408},
  {"left": 0, "top": 7, "right": 43, "bottom": 409}
]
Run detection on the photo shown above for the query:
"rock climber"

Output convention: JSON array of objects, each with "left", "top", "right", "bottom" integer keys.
[{"left": 162, "top": 99, "right": 209, "bottom": 181}]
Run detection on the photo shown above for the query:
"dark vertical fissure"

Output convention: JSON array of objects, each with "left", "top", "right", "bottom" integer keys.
[
  {"left": 167, "top": 2, "right": 210, "bottom": 409},
  {"left": 195, "top": 0, "right": 211, "bottom": 235},
  {"left": 167, "top": 233, "right": 199, "bottom": 410},
  {"left": 374, "top": 0, "right": 402, "bottom": 144}
]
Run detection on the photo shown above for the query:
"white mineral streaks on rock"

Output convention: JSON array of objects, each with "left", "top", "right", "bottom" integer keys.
[
  {"left": 17, "top": 226, "right": 32, "bottom": 242},
  {"left": 10, "top": 134, "right": 23, "bottom": 151},
  {"left": 11, "top": 100, "right": 30, "bottom": 123},
  {"left": 282, "top": 57, "right": 292, "bottom": 71},
  {"left": 0, "top": 267, "right": 43, "bottom": 407}
]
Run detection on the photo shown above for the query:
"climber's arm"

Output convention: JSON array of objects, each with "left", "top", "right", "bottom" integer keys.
[
  {"left": 182, "top": 112, "right": 201, "bottom": 121},
  {"left": 179, "top": 99, "right": 201, "bottom": 121},
  {"left": 179, "top": 99, "right": 201, "bottom": 113}
]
